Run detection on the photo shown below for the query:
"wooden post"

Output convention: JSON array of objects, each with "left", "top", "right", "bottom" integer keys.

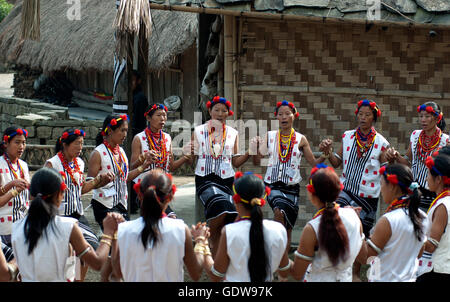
[{"left": 223, "top": 15, "right": 234, "bottom": 102}]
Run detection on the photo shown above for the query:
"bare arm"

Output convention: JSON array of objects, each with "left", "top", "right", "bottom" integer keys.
[
  {"left": 300, "top": 136, "right": 325, "bottom": 166},
  {"left": 425, "top": 204, "right": 448, "bottom": 253},
  {"left": 366, "top": 217, "right": 391, "bottom": 257},
  {"left": 291, "top": 224, "right": 316, "bottom": 281},
  {"left": 183, "top": 226, "right": 205, "bottom": 281},
  {"left": 203, "top": 227, "right": 230, "bottom": 282},
  {"left": 232, "top": 135, "right": 250, "bottom": 168}
]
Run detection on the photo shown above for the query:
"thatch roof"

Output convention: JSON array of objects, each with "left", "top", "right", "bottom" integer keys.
[{"left": 0, "top": 0, "right": 198, "bottom": 73}]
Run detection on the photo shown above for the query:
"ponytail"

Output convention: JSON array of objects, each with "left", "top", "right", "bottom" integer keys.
[
  {"left": 381, "top": 164, "right": 425, "bottom": 241},
  {"left": 136, "top": 169, "right": 174, "bottom": 249},
  {"left": 140, "top": 186, "right": 164, "bottom": 249},
  {"left": 308, "top": 165, "right": 349, "bottom": 267},
  {"left": 233, "top": 173, "right": 269, "bottom": 282},
  {"left": 24, "top": 194, "right": 58, "bottom": 254},
  {"left": 248, "top": 204, "right": 268, "bottom": 282},
  {"left": 318, "top": 205, "right": 349, "bottom": 266},
  {"left": 24, "top": 167, "right": 64, "bottom": 254}
]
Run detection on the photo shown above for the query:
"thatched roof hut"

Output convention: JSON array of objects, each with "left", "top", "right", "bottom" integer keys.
[{"left": 0, "top": 0, "right": 198, "bottom": 72}]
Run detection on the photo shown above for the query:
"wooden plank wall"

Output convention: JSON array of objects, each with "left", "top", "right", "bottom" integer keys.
[{"left": 237, "top": 18, "right": 450, "bottom": 226}]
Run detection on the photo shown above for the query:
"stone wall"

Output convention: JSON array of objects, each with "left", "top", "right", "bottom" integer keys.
[{"left": 0, "top": 96, "right": 195, "bottom": 175}]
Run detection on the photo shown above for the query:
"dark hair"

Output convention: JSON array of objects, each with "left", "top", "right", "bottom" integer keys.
[
  {"left": 95, "top": 115, "right": 128, "bottom": 146},
  {"left": 429, "top": 148, "right": 450, "bottom": 188},
  {"left": 138, "top": 169, "right": 174, "bottom": 249},
  {"left": 382, "top": 164, "right": 425, "bottom": 241},
  {"left": 54, "top": 128, "right": 84, "bottom": 153},
  {"left": 233, "top": 174, "right": 268, "bottom": 282},
  {"left": 421, "top": 101, "right": 446, "bottom": 131},
  {"left": 144, "top": 103, "right": 166, "bottom": 119},
  {"left": 24, "top": 167, "right": 64, "bottom": 254},
  {"left": 0, "top": 126, "right": 26, "bottom": 156},
  {"left": 310, "top": 168, "right": 349, "bottom": 267}
]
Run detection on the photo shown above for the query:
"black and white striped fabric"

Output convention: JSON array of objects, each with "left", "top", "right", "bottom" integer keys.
[
  {"left": 195, "top": 174, "right": 237, "bottom": 223},
  {"left": 410, "top": 130, "right": 450, "bottom": 189},
  {"left": 342, "top": 140, "right": 375, "bottom": 196},
  {"left": 113, "top": 0, "right": 128, "bottom": 115},
  {"left": 266, "top": 182, "right": 300, "bottom": 229},
  {"left": 1, "top": 237, "right": 14, "bottom": 261}
]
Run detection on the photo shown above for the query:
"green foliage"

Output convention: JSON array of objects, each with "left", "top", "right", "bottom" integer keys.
[{"left": 0, "top": 0, "right": 13, "bottom": 23}]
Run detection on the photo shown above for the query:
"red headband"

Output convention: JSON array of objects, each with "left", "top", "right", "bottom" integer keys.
[
  {"left": 144, "top": 104, "right": 168, "bottom": 117},
  {"left": 3, "top": 128, "right": 29, "bottom": 143},
  {"left": 274, "top": 100, "right": 300, "bottom": 119},
  {"left": 206, "top": 96, "right": 234, "bottom": 116},
  {"left": 306, "top": 164, "right": 343, "bottom": 194},
  {"left": 102, "top": 115, "right": 128, "bottom": 136},
  {"left": 355, "top": 99, "right": 381, "bottom": 117},
  {"left": 232, "top": 171, "right": 270, "bottom": 207},
  {"left": 417, "top": 105, "right": 443, "bottom": 123}
]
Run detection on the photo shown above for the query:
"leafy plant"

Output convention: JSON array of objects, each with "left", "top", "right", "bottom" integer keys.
[{"left": 0, "top": 0, "right": 13, "bottom": 23}]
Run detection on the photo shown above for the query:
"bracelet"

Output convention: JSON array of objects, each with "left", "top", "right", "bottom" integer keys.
[
  {"left": 211, "top": 265, "right": 225, "bottom": 278},
  {"left": 194, "top": 243, "right": 205, "bottom": 254},
  {"left": 113, "top": 232, "right": 118, "bottom": 240},
  {"left": 194, "top": 236, "right": 206, "bottom": 243},
  {"left": 278, "top": 259, "right": 292, "bottom": 272},
  {"left": 334, "top": 153, "right": 342, "bottom": 161},
  {"left": 203, "top": 245, "right": 212, "bottom": 256},
  {"left": 294, "top": 250, "right": 314, "bottom": 262},
  {"left": 91, "top": 177, "right": 100, "bottom": 188},
  {"left": 102, "top": 234, "right": 113, "bottom": 240},
  {"left": 366, "top": 239, "right": 382, "bottom": 255},
  {"left": 428, "top": 237, "right": 440, "bottom": 248},
  {"left": 77, "top": 246, "right": 91, "bottom": 259},
  {"left": 100, "top": 239, "right": 112, "bottom": 247},
  {"left": 10, "top": 189, "right": 19, "bottom": 197},
  {"left": 139, "top": 154, "right": 145, "bottom": 164},
  {"left": 137, "top": 166, "right": 144, "bottom": 173},
  {"left": 0, "top": 186, "right": 7, "bottom": 195}
]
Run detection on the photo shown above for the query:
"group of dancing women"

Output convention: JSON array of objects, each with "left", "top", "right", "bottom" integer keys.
[{"left": 0, "top": 96, "right": 449, "bottom": 282}]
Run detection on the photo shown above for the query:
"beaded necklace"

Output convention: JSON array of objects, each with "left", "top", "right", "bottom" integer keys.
[
  {"left": 3, "top": 153, "right": 24, "bottom": 179},
  {"left": 385, "top": 195, "right": 409, "bottom": 213},
  {"left": 417, "top": 128, "right": 442, "bottom": 163},
  {"left": 355, "top": 127, "right": 376, "bottom": 158},
  {"left": 58, "top": 151, "right": 82, "bottom": 186},
  {"left": 427, "top": 190, "right": 450, "bottom": 214},
  {"left": 312, "top": 203, "right": 340, "bottom": 219},
  {"left": 103, "top": 140, "right": 127, "bottom": 180},
  {"left": 145, "top": 128, "right": 168, "bottom": 168},
  {"left": 208, "top": 122, "right": 227, "bottom": 159},
  {"left": 278, "top": 128, "right": 295, "bottom": 163}
]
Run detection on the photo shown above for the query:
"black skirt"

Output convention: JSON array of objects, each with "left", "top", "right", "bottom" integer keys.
[
  {"left": 266, "top": 181, "right": 300, "bottom": 229},
  {"left": 195, "top": 174, "right": 238, "bottom": 223}
]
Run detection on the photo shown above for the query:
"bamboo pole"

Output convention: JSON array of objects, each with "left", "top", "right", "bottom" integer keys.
[
  {"left": 149, "top": 3, "right": 450, "bottom": 30},
  {"left": 232, "top": 16, "right": 238, "bottom": 121},
  {"left": 218, "top": 16, "right": 224, "bottom": 97},
  {"left": 224, "top": 15, "right": 233, "bottom": 101},
  {"left": 237, "top": 17, "right": 244, "bottom": 120}
]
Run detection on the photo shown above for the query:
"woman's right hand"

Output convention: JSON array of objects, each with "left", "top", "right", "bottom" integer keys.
[
  {"left": 191, "top": 222, "right": 210, "bottom": 241},
  {"left": 11, "top": 179, "right": 29, "bottom": 192},
  {"left": 96, "top": 172, "right": 115, "bottom": 187},
  {"left": 102, "top": 213, "right": 119, "bottom": 235}
]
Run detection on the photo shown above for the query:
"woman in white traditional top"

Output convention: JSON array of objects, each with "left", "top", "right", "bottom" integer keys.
[
  {"left": 130, "top": 104, "right": 191, "bottom": 217},
  {"left": 111, "top": 169, "right": 206, "bottom": 282},
  {"left": 252, "top": 100, "right": 325, "bottom": 270},
  {"left": 88, "top": 115, "right": 152, "bottom": 230},
  {"left": 185, "top": 96, "right": 250, "bottom": 257},
  {"left": 321, "top": 99, "right": 389, "bottom": 237},
  {"left": 201, "top": 172, "right": 289, "bottom": 282},
  {"left": 0, "top": 126, "right": 30, "bottom": 249},
  {"left": 11, "top": 167, "right": 120, "bottom": 282},
  {"left": 45, "top": 128, "right": 114, "bottom": 281},
  {"left": 386, "top": 102, "right": 449, "bottom": 212},
  {"left": 291, "top": 164, "right": 366, "bottom": 282},
  {"left": 416, "top": 147, "right": 450, "bottom": 281},
  {"left": 365, "top": 164, "right": 428, "bottom": 282}
]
